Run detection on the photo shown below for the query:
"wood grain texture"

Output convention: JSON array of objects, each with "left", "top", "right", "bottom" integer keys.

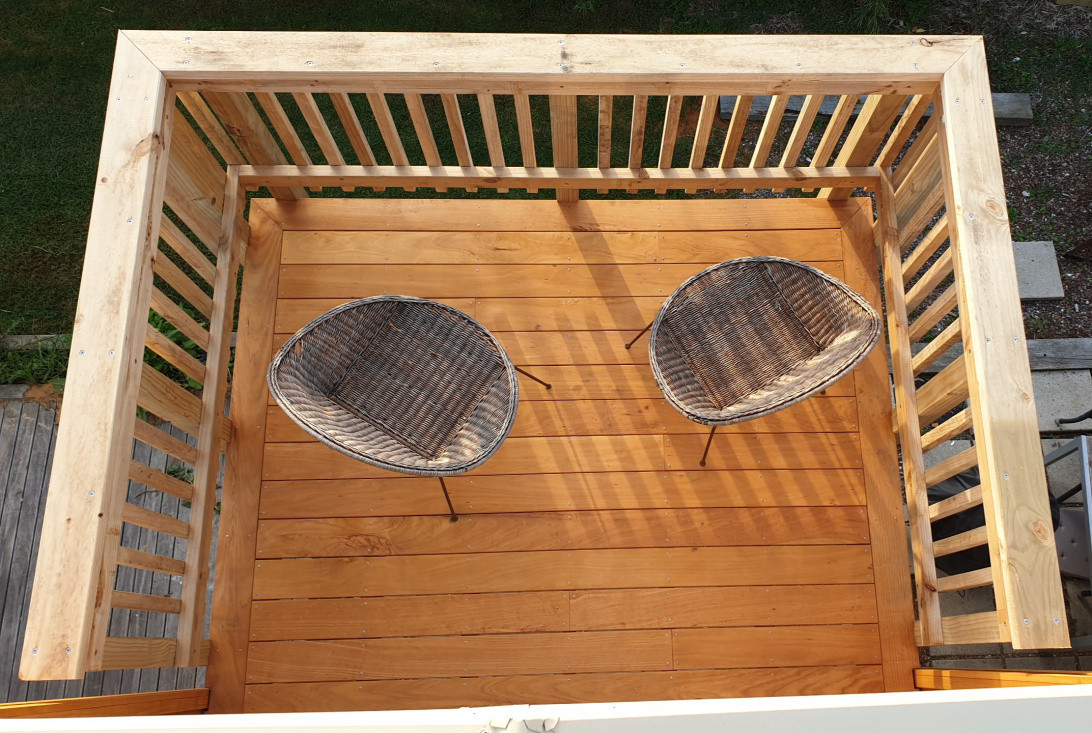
[
  {"left": 243, "top": 667, "right": 884, "bottom": 713},
  {"left": 253, "top": 546, "right": 876, "bottom": 599},
  {"left": 672, "top": 625, "right": 881, "bottom": 669}
]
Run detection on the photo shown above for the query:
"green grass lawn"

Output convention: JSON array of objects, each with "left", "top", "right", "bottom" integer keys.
[{"left": 1, "top": 0, "right": 1088, "bottom": 339}]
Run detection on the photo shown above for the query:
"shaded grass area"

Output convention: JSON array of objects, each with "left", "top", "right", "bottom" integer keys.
[
  {"left": 0, "top": 339, "right": 69, "bottom": 387},
  {"left": 2, "top": 0, "right": 1088, "bottom": 337}
]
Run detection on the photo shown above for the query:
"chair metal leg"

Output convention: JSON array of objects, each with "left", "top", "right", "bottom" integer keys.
[
  {"left": 625, "top": 320, "right": 654, "bottom": 350},
  {"left": 514, "top": 365, "right": 552, "bottom": 390},
  {"left": 699, "top": 425, "right": 717, "bottom": 467},
  {"left": 438, "top": 477, "right": 458, "bottom": 522}
]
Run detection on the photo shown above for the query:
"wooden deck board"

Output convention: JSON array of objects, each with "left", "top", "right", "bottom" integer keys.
[{"left": 215, "top": 198, "right": 915, "bottom": 713}]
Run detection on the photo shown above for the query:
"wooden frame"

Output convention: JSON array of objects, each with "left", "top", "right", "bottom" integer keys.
[{"left": 20, "top": 30, "right": 1068, "bottom": 696}]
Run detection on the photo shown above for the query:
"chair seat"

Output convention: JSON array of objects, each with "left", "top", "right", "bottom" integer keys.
[
  {"left": 649, "top": 257, "right": 881, "bottom": 426},
  {"left": 268, "top": 296, "right": 519, "bottom": 477}
]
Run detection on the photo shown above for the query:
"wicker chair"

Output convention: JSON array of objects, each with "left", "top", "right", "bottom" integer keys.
[
  {"left": 627, "top": 257, "right": 881, "bottom": 465},
  {"left": 268, "top": 296, "right": 538, "bottom": 521}
]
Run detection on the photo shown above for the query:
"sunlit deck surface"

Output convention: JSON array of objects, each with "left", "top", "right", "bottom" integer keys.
[{"left": 222, "top": 197, "right": 916, "bottom": 713}]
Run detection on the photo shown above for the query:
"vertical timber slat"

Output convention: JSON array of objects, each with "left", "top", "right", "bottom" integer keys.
[{"left": 551, "top": 95, "right": 578, "bottom": 202}]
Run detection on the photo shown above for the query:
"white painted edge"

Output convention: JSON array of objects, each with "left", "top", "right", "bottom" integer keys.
[{"left": 5, "top": 686, "right": 1092, "bottom": 732}]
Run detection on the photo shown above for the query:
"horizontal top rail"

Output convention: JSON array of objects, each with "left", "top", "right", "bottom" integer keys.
[{"left": 123, "top": 31, "right": 973, "bottom": 94}]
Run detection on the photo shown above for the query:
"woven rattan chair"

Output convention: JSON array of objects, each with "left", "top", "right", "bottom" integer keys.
[
  {"left": 268, "top": 296, "right": 546, "bottom": 521},
  {"left": 627, "top": 257, "right": 881, "bottom": 466}
]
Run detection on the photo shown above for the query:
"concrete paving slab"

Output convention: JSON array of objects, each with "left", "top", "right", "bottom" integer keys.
[
  {"left": 1034, "top": 370, "right": 1092, "bottom": 432},
  {"left": 1015, "top": 241, "right": 1065, "bottom": 300},
  {"left": 923, "top": 439, "right": 973, "bottom": 471},
  {"left": 1042, "top": 438, "right": 1085, "bottom": 501}
]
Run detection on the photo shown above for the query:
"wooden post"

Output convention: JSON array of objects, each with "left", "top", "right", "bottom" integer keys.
[
  {"left": 20, "top": 33, "right": 172, "bottom": 680},
  {"left": 938, "top": 40, "right": 1068, "bottom": 649}
]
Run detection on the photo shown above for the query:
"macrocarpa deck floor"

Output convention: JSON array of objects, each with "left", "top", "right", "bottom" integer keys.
[{"left": 213, "top": 197, "right": 916, "bottom": 713}]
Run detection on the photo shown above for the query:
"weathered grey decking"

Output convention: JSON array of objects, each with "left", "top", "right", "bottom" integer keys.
[{"left": 0, "top": 396, "right": 206, "bottom": 703}]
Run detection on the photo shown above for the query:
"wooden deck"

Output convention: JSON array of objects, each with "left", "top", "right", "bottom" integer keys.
[{"left": 209, "top": 197, "right": 916, "bottom": 714}]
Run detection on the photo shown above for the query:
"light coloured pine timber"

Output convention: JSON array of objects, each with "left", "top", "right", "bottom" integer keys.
[
  {"left": 718, "top": 95, "right": 752, "bottom": 168},
  {"left": 122, "top": 502, "right": 190, "bottom": 539},
  {"left": 673, "top": 625, "right": 881, "bottom": 670},
  {"left": 403, "top": 93, "right": 442, "bottom": 168},
  {"left": 206, "top": 203, "right": 282, "bottom": 713},
  {"left": 749, "top": 94, "right": 789, "bottom": 168},
  {"left": 164, "top": 120, "right": 224, "bottom": 248},
  {"left": 100, "top": 638, "right": 208, "bottom": 670},
  {"left": 329, "top": 93, "right": 377, "bottom": 166},
  {"left": 252, "top": 546, "right": 875, "bottom": 599},
  {"left": 145, "top": 324, "right": 206, "bottom": 385},
  {"left": 250, "top": 592, "right": 569, "bottom": 641},
  {"left": 920, "top": 408, "right": 973, "bottom": 454},
  {"left": 257, "top": 467, "right": 867, "bottom": 519},
  {"left": 178, "top": 173, "right": 246, "bottom": 666},
  {"left": 779, "top": 94, "right": 824, "bottom": 167},
  {"left": 876, "top": 175, "right": 941, "bottom": 645},
  {"left": 276, "top": 260, "right": 844, "bottom": 299},
  {"left": 914, "top": 668, "right": 1092, "bottom": 690},
  {"left": 658, "top": 95, "right": 684, "bottom": 169},
  {"left": 905, "top": 248, "right": 953, "bottom": 312},
  {"left": 915, "top": 354, "right": 969, "bottom": 427},
  {"left": 111, "top": 590, "right": 183, "bottom": 615},
  {"left": 365, "top": 92, "right": 409, "bottom": 166},
  {"left": 515, "top": 91, "right": 538, "bottom": 168},
  {"left": 937, "top": 611, "right": 1006, "bottom": 645},
  {"left": 253, "top": 92, "right": 313, "bottom": 170},
  {"left": 152, "top": 251, "right": 213, "bottom": 317},
  {"left": 133, "top": 418, "right": 200, "bottom": 464},
  {"left": 149, "top": 286, "right": 210, "bottom": 351},
  {"left": 255, "top": 506, "right": 870, "bottom": 558},
  {"left": 687, "top": 95, "right": 719, "bottom": 169},
  {"left": 570, "top": 585, "right": 877, "bottom": 630},
  {"left": 477, "top": 93, "right": 506, "bottom": 167},
  {"left": 158, "top": 215, "right": 217, "bottom": 285},
  {"left": 877, "top": 93, "right": 934, "bottom": 168},
  {"left": 924, "top": 445, "right": 979, "bottom": 487},
  {"left": 893, "top": 113, "right": 938, "bottom": 190},
  {"left": 936, "top": 567, "right": 993, "bottom": 594},
  {"left": 933, "top": 526, "right": 989, "bottom": 557},
  {"left": 116, "top": 546, "right": 187, "bottom": 577},
  {"left": 137, "top": 361, "right": 202, "bottom": 436},
  {"left": 21, "top": 34, "right": 170, "bottom": 681},
  {"left": 820, "top": 94, "right": 905, "bottom": 199},
  {"left": 291, "top": 92, "right": 353, "bottom": 192},
  {"left": 128, "top": 459, "right": 194, "bottom": 502},
  {"left": 127, "top": 30, "right": 975, "bottom": 92},
  {"left": 239, "top": 164, "right": 880, "bottom": 192},
  {"left": 278, "top": 228, "right": 844, "bottom": 266},
  {"left": 0, "top": 688, "right": 210, "bottom": 718},
  {"left": 265, "top": 394, "right": 859, "bottom": 441},
  {"left": 907, "top": 283, "right": 957, "bottom": 342},
  {"left": 596, "top": 94, "right": 612, "bottom": 182},
  {"left": 943, "top": 47, "right": 1067, "bottom": 645},
  {"left": 843, "top": 195, "right": 917, "bottom": 689},
  {"left": 894, "top": 134, "right": 942, "bottom": 232},
  {"left": 440, "top": 94, "right": 473, "bottom": 167},
  {"left": 256, "top": 197, "right": 851, "bottom": 232},
  {"left": 811, "top": 95, "right": 857, "bottom": 167},
  {"left": 928, "top": 483, "right": 983, "bottom": 522},
  {"left": 242, "top": 668, "right": 884, "bottom": 713},
  {"left": 202, "top": 91, "right": 299, "bottom": 199},
  {"left": 248, "top": 631, "right": 673, "bottom": 683},
  {"left": 902, "top": 215, "right": 949, "bottom": 282},
  {"left": 663, "top": 431, "right": 860, "bottom": 472},
  {"left": 177, "top": 91, "right": 244, "bottom": 165},
  {"left": 550, "top": 95, "right": 578, "bottom": 202},
  {"left": 912, "top": 318, "right": 961, "bottom": 377},
  {"left": 628, "top": 95, "right": 648, "bottom": 168}
]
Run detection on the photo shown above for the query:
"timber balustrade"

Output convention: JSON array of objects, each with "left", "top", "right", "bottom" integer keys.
[{"left": 19, "top": 32, "right": 1067, "bottom": 686}]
